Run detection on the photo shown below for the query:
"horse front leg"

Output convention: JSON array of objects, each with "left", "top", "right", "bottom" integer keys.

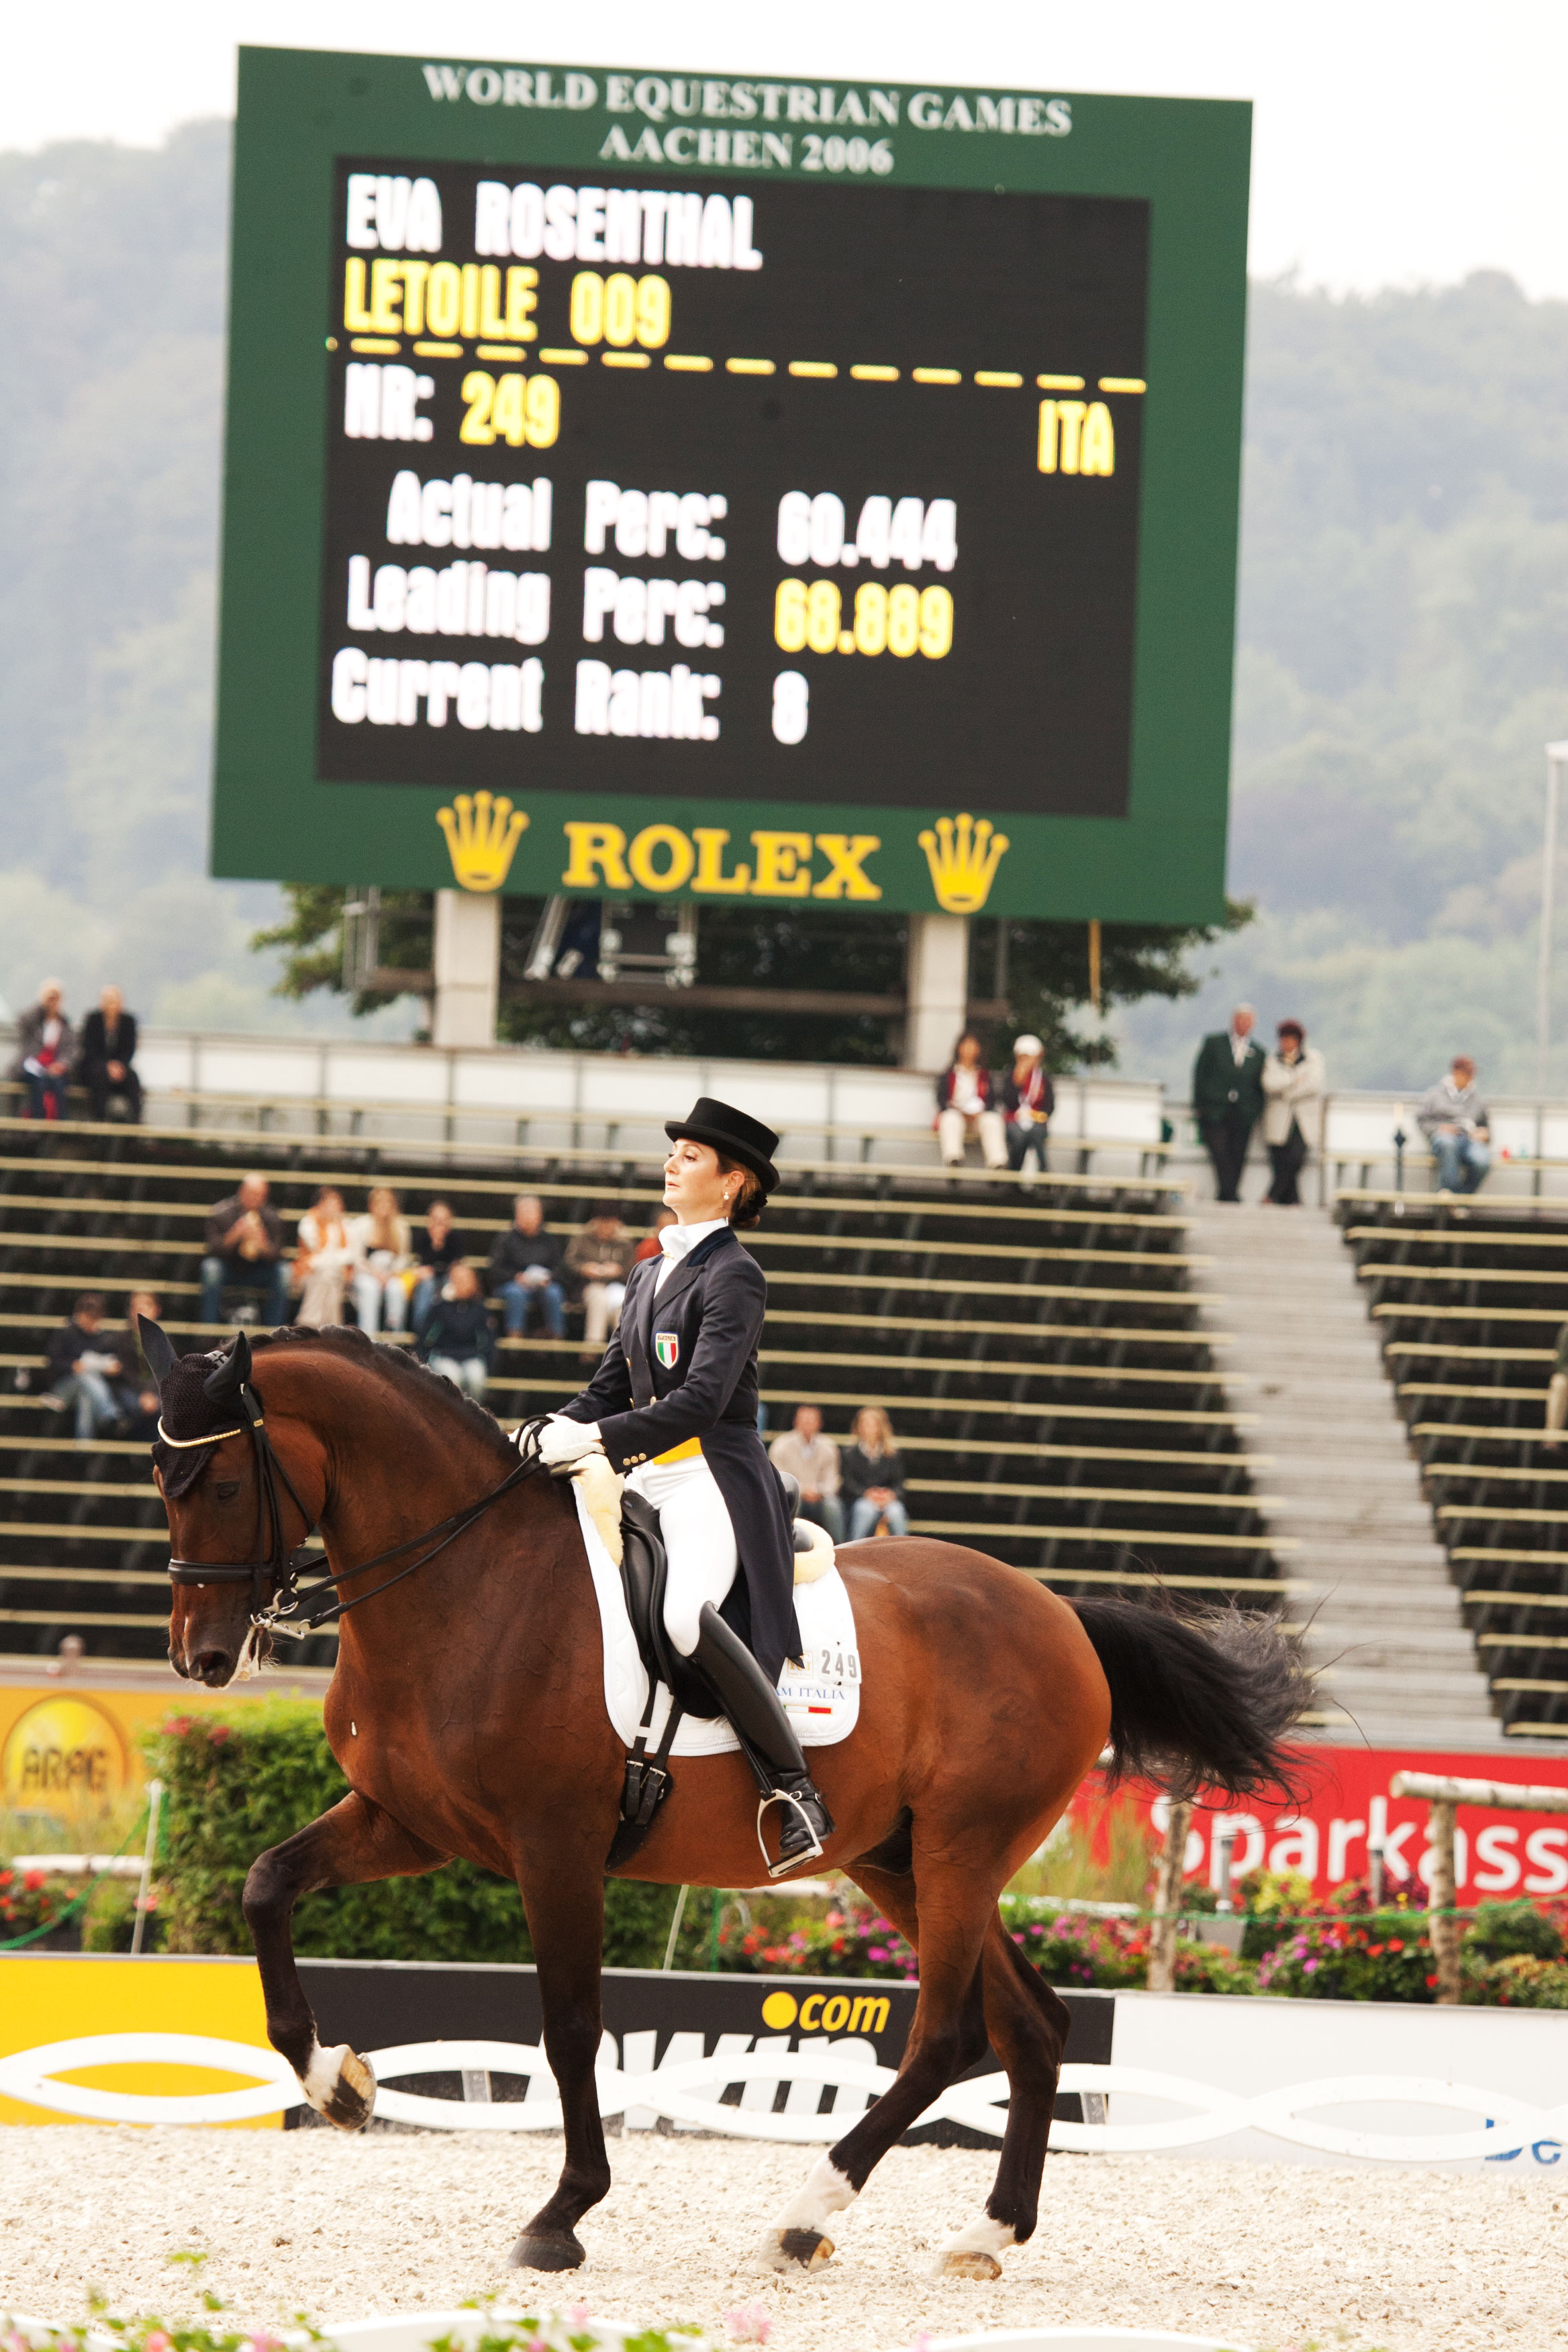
[
  {"left": 510, "top": 1853, "right": 612, "bottom": 2271},
  {"left": 242, "top": 1789, "right": 446, "bottom": 2129}
]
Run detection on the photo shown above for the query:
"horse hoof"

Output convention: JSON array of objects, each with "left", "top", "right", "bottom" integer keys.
[
  {"left": 763, "top": 2227, "right": 834, "bottom": 2271},
  {"left": 308, "top": 2045, "right": 376, "bottom": 2133},
  {"left": 939, "top": 2251, "right": 1003, "bottom": 2283},
  {"left": 509, "top": 2233, "right": 586, "bottom": 2272}
]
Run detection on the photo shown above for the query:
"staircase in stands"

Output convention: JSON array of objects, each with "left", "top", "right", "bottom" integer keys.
[{"left": 0, "top": 1111, "right": 1279, "bottom": 1670}]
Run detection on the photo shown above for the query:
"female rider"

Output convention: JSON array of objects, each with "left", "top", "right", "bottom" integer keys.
[{"left": 536, "top": 1097, "right": 834, "bottom": 1875}]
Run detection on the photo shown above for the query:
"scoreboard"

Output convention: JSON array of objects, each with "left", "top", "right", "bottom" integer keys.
[{"left": 214, "top": 50, "right": 1251, "bottom": 922}]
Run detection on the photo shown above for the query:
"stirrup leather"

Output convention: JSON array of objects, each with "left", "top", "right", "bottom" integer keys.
[{"left": 756, "top": 1787, "right": 826, "bottom": 1879}]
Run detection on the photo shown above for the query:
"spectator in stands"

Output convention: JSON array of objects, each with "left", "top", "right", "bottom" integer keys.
[
  {"left": 1545, "top": 1321, "right": 1568, "bottom": 1447},
  {"left": 409, "top": 1199, "right": 468, "bottom": 1336},
  {"left": 769, "top": 1403, "right": 844, "bottom": 1541},
  {"left": 201, "top": 1173, "right": 289, "bottom": 1326},
  {"left": 45, "top": 1293, "right": 123, "bottom": 1442},
  {"left": 350, "top": 1184, "right": 413, "bottom": 1334},
  {"left": 1001, "top": 1034, "right": 1053, "bottom": 1185},
  {"left": 79, "top": 985, "right": 142, "bottom": 1124},
  {"left": 936, "top": 1031, "right": 1008, "bottom": 1169},
  {"left": 1261, "top": 1020, "right": 1326, "bottom": 1208},
  {"left": 840, "top": 1407, "right": 910, "bottom": 1540},
  {"left": 113, "top": 1289, "right": 164, "bottom": 1437},
  {"left": 565, "top": 1202, "right": 638, "bottom": 1353},
  {"left": 1193, "top": 1003, "right": 1266, "bottom": 1204},
  {"left": 1419, "top": 1055, "right": 1491, "bottom": 1196},
  {"left": 294, "top": 1187, "right": 354, "bottom": 1324},
  {"left": 420, "top": 1261, "right": 495, "bottom": 1402},
  {"left": 11, "top": 979, "right": 77, "bottom": 1122},
  {"left": 633, "top": 1206, "right": 677, "bottom": 1261},
  {"left": 488, "top": 1194, "right": 566, "bottom": 1339}
]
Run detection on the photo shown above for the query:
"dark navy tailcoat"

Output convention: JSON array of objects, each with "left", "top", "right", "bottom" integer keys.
[{"left": 560, "top": 1226, "right": 802, "bottom": 1682}]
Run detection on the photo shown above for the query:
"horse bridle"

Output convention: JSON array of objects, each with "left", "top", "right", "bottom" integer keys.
[{"left": 164, "top": 1379, "right": 548, "bottom": 1639}]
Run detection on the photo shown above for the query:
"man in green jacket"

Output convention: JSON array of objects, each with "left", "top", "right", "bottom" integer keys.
[{"left": 1193, "top": 1004, "right": 1267, "bottom": 1203}]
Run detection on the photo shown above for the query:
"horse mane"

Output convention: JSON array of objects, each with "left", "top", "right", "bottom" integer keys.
[{"left": 250, "top": 1324, "right": 518, "bottom": 1465}]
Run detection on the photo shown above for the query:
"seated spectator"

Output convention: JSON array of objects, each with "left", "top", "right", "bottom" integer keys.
[
  {"left": 769, "top": 1402, "right": 844, "bottom": 1542},
  {"left": 840, "top": 1407, "right": 909, "bottom": 1540},
  {"left": 350, "top": 1185, "right": 412, "bottom": 1334},
  {"left": 294, "top": 1187, "right": 354, "bottom": 1324},
  {"left": 1002, "top": 1033, "right": 1053, "bottom": 1183},
  {"left": 633, "top": 1206, "right": 677, "bottom": 1261},
  {"left": 936, "top": 1030, "right": 1006, "bottom": 1170},
  {"left": 201, "top": 1173, "right": 289, "bottom": 1326},
  {"left": 420, "top": 1261, "right": 495, "bottom": 1402},
  {"left": 11, "top": 979, "right": 77, "bottom": 1122},
  {"left": 488, "top": 1194, "right": 566, "bottom": 1339},
  {"left": 565, "top": 1202, "right": 638, "bottom": 1354},
  {"left": 1418, "top": 1055, "right": 1491, "bottom": 1197},
  {"left": 80, "top": 985, "right": 142, "bottom": 1124},
  {"left": 409, "top": 1199, "right": 469, "bottom": 1336},
  {"left": 113, "top": 1289, "right": 164, "bottom": 1438},
  {"left": 45, "top": 1293, "right": 124, "bottom": 1442}
]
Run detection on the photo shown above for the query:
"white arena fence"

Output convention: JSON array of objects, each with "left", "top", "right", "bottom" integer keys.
[{"left": 3, "top": 2030, "right": 1565, "bottom": 2168}]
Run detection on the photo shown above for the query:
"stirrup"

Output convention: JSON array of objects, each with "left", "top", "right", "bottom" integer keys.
[{"left": 757, "top": 1789, "right": 826, "bottom": 1879}]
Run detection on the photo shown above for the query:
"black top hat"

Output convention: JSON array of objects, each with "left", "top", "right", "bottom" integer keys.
[{"left": 665, "top": 1097, "right": 780, "bottom": 1193}]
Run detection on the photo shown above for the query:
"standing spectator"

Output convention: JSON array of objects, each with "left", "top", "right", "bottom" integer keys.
[
  {"left": 350, "top": 1184, "right": 413, "bottom": 1334},
  {"left": 1261, "top": 1020, "right": 1327, "bottom": 1208},
  {"left": 294, "top": 1187, "right": 354, "bottom": 1325},
  {"left": 79, "top": 985, "right": 142, "bottom": 1124},
  {"left": 409, "top": 1199, "right": 469, "bottom": 1336},
  {"left": 488, "top": 1194, "right": 566, "bottom": 1339},
  {"left": 633, "top": 1206, "right": 677, "bottom": 1261},
  {"left": 1001, "top": 1033, "right": 1054, "bottom": 1185},
  {"left": 1193, "top": 1003, "right": 1267, "bottom": 1204},
  {"left": 1545, "top": 1319, "right": 1568, "bottom": 1447},
  {"left": 1419, "top": 1056, "right": 1491, "bottom": 1196},
  {"left": 11, "top": 979, "right": 77, "bottom": 1122},
  {"left": 45, "top": 1293, "right": 122, "bottom": 1442},
  {"left": 201, "top": 1174, "right": 289, "bottom": 1326},
  {"left": 840, "top": 1406, "right": 910, "bottom": 1540},
  {"left": 420, "top": 1261, "right": 495, "bottom": 1402},
  {"left": 112, "top": 1289, "right": 165, "bottom": 1437},
  {"left": 565, "top": 1202, "right": 638, "bottom": 1353},
  {"left": 768, "top": 1402, "right": 844, "bottom": 1541},
  {"left": 936, "top": 1031, "right": 1007, "bottom": 1169}
]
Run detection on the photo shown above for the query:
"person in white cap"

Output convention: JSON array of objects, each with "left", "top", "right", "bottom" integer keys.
[{"left": 1002, "top": 1034, "right": 1054, "bottom": 1185}]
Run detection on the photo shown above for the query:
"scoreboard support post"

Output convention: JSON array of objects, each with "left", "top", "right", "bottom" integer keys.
[
  {"left": 906, "top": 912, "right": 970, "bottom": 1073},
  {"left": 432, "top": 889, "right": 501, "bottom": 1048}
]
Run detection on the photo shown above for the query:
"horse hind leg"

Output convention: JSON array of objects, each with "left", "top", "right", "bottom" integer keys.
[
  {"left": 755, "top": 1855, "right": 991, "bottom": 2275},
  {"left": 934, "top": 1912, "right": 1069, "bottom": 2282},
  {"left": 242, "top": 1790, "right": 446, "bottom": 2130}
]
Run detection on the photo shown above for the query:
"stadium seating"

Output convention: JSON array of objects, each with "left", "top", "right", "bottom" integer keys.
[
  {"left": 1340, "top": 1187, "right": 1568, "bottom": 1736},
  {"left": 0, "top": 1114, "right": 1277, "bottom": 1669}
]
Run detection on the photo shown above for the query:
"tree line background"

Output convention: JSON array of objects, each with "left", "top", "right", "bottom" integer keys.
[{"left": 5, "top": 122, "right": 1568, "bottom": 1090}]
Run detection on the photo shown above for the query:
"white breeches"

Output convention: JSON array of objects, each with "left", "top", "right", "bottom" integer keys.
[{"left": 624, "top": 1447, "right": 738, "bottom": 1657}]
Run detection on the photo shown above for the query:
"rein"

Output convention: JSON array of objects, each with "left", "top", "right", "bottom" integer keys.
[{"left": 164, "top": 1384, "right": 546, "bottom": 1638}]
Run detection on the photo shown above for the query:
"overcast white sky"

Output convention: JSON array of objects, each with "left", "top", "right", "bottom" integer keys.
[{"left": 7, "top": 0, "right": 1568, "bottom": 298}]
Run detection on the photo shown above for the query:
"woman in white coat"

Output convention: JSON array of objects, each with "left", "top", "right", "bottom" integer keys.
[{"left": 1261, "top": 1019, "right": 1326, "bottom": 1206}]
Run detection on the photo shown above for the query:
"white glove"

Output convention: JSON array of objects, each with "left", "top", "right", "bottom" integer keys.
[{"left": 538, "top": 1417, "right": 605, "bottom": 1471}]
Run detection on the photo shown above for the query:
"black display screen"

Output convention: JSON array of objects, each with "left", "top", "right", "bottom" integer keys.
[{"left": 315, "top": 161, "right": 1148, "bottom": 816}]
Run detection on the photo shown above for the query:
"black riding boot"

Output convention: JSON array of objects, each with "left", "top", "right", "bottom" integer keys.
[{"left": 691, "top": 1602, "right": 836, "bottom": 1877}]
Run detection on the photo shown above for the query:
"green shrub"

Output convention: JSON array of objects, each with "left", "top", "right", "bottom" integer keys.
[
  {"left": 1482, "top": 1953, "right": 1568, "bottom": 2008},
  {"left": 0, "top": 1863, "right": 79, "bottom": 1945},
  {"left": 142, "top": 1703, "right": 681, "bottom": 1966},
  {"left": 1466, "top": 1900, "right": 1565, "bottom": 1962}
]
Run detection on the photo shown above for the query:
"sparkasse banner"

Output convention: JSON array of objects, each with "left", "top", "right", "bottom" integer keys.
[{"left": 211, "top": 48, "right": 1251, "bottom": 922}]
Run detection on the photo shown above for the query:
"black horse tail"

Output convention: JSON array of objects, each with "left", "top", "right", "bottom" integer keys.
[{"left": 1070, "top": 1596, "right": 1313, "bottom": 1805}]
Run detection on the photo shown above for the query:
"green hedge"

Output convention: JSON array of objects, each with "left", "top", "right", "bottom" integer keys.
[{"left": 142, "top": 1702, "right": 684, "bottom": 1966}]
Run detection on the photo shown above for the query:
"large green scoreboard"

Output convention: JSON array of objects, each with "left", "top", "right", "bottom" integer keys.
[{"left": 212, "top": 48, "right": 1250, "bottom": 921}]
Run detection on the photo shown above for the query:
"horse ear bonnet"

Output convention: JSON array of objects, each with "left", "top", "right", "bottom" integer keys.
[{"left": 150, "top": 1332, "right": 253, "bottom": 1500}]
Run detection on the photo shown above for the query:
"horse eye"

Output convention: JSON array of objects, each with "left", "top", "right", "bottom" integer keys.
[{"left": 215, "top": 1480, "right": 241, "bottom": 1500}]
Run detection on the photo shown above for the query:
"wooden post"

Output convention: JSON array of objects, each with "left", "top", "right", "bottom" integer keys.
[
  {"left": 1427, "top": 1798, "right": 1461, "bottom": 2006},
  {"left": 1146, "top": 1798, "right": 1191, "bottom": 1993}
]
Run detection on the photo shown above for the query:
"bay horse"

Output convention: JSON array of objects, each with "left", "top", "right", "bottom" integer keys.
[{"left": 154, "top": 1324, "right": 1306, "bottom": 2278}]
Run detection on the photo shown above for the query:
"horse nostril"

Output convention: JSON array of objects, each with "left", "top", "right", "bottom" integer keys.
[{"left": 193, "top": 1647, "right": 235, "bottom": 1686}]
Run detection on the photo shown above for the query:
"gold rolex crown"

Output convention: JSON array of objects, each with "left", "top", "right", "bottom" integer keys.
[
  {"left": 436, "top": 791, "right": 529, "bottom": 892},
  {"left": 917, "top": 812, "right": 1011, "bottom": 915}
]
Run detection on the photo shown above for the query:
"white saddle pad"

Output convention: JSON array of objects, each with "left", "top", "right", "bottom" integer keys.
[{"left": 572, "top": 1482, "right": 862, "bottom": 1757}]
